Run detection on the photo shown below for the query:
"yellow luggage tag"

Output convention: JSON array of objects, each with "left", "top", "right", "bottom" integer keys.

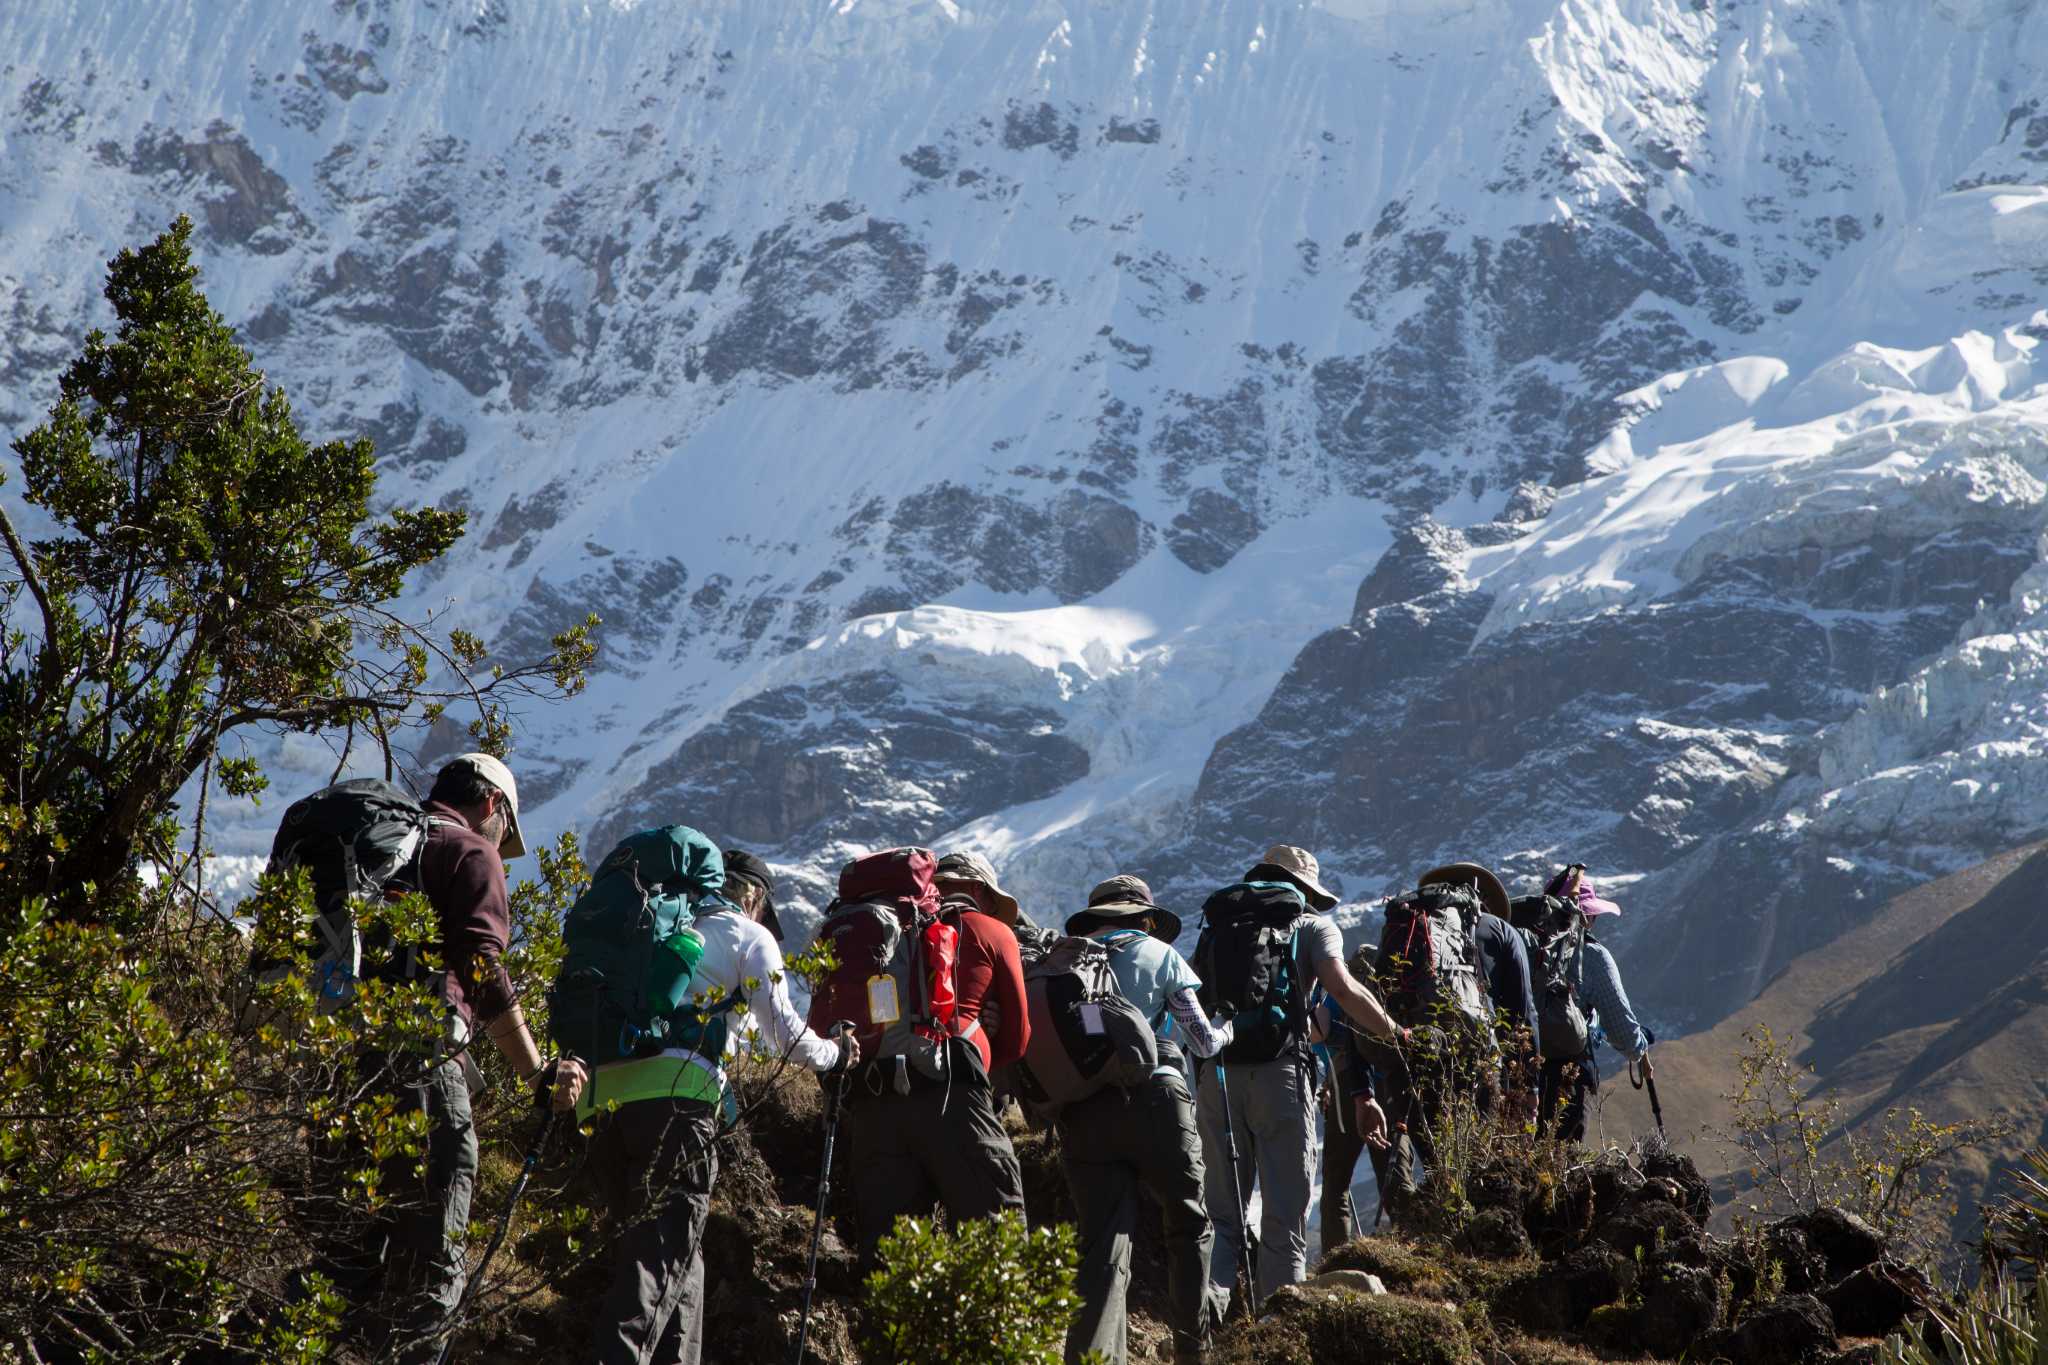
[{"left": 867, "top": 975, "right": 901, "bottom": 1024}]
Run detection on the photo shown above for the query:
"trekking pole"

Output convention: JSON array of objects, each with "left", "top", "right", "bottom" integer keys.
[
  {"left": 793, "top": 1022, "right": 855, "bottom": 1365},
  {"left": 1213, "top": 1060, "right": 1259, "bottom": 1318},
  {"left": 1629, "top": 1052, "right": 1666, "bottom": 1139},
  {"left": 434, "top": 1109, "right": 556, "bottom": 1365}
]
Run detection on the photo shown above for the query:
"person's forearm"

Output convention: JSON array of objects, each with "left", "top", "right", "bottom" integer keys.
[
  {"left": 484, "top": 1001, "right": 543, "bottom": 1081},
  {"left": 761, "top": 976, "right": 842, "bottom": 1072},
  {"left": 1323, "top": 962, "right": 1398, "bottom": 1039},
  {"left": 1166, "top": 987, "right": 1232, "bottom": 1058}
]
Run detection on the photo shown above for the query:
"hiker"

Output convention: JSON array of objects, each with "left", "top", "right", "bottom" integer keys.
[
  {"left": 1532, "top": 868, "right": 1650, "bottom": 1143},
  {"left": 1473, "top": 904, "right": 1541, "bottom": 1114},
  {"left": 356, "top": 754, "right": 556, "bottom": 1360},
  {"left": 1362, "top": 862, "right": 1509, "bottom": 1228},
  {"left": 822, "top": 848, "right": 1027, "bottom": 1267},
  {"left": 548, "top": 846, "right": 858, "bottom": 1364},
  {"left": 1310, "top": 948, "right": 1391, "bottom": 1254},
  {"left": 1054, "top": 875, "right": 1234, "bottom": 1365},
  {"left": 1193, "top": 844, "right": 1407, "bottom": 1308}
]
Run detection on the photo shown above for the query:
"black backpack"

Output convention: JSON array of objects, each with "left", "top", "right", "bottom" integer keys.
[
  {"left": 253, "top": 778, "right": 436, "bottom": 1008},
  {"left": 1192, "top": 880, "right": 1310, "bottom": 1064},
  {"left": 1515, "top": 894, "right": 1591, "bottom": 1061}
]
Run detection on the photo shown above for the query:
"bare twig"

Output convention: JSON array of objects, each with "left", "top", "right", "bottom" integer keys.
[{"left": 0, "top": 499, "right": 63, "bottom": 697}]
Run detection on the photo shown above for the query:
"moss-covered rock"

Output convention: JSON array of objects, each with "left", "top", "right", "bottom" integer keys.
[
  {"left": 1491, "top": 1245, "right": 1633, "bottom": 1334},
  {"left": 1456, "top": 1206, "right": 1534, "bottom": 1260},
  {"left": 1217, "top": 1288, "right": 1483, "bottom": 1365},
  {"left": 1708, "top": 1291, "right": 1839, "bottom": 1365},
  {"left": 1317, "top": 1237, "right": 1465, "bottom": 1299}
]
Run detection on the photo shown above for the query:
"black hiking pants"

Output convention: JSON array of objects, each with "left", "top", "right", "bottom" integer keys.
[
  {"left": 1318, "top": 1072, "right": 1372, "bottom": 1255},
  {"left": 1539, "top": 1051, "right": 1601, "bottom": 1144},
  {"left": 843, "top": 1043, "right": 1024, "bottom": 1267},
  {"left": 585, "top": 1096, "right": 719, "bottom": 1365},
  {"left": 1058, "top": 1071, "right": 1219, "bottom": 1365}
]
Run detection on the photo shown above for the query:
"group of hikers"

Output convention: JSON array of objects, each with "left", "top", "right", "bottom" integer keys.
[{"left": 269, "top": 752, "right": 1656, "bottom": 1364}]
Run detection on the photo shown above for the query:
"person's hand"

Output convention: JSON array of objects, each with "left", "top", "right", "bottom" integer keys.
[
  {"left": 829, "top": 1024, "right": 861, "bottom": 1074},
  {"left": 532, "top": 1057, "right": 586, "bottom": 1114},
  {"left": 1355, "top": 1097, "right": 1390, "bottom": 1150},
  {"left": 1639, "top": 1051, "right": 1655, "bottom": 1081}
]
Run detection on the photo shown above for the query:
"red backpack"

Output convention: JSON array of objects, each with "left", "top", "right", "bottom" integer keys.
[{"left": 807, "top": 847, "right": 962, "bottom": 1087}]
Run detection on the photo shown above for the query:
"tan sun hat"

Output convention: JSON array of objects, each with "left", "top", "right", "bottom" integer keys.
[
  {"left": 444, "top": 752, "right": 527, "bottom": 859},
  {"left": 1251, "top": 843, "right": 1338, "bottom": 911},
  {"left": 933, "top": 849, "right": 1021, "bottom": 925},
  {"left": 1068, "top": 873, "right": 1182, "bottom": 942},
  {"left": 1418, "top": 862, "right": 1510, "bottom": 923}
]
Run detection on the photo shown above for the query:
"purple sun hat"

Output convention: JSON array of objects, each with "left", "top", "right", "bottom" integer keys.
[{"left": 1544, "top": 865, "right": 1622, "bottom": 918}]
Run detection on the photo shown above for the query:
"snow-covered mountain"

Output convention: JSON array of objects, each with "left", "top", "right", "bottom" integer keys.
[{"left": 6, "top": 0, "right": 2048, "bottom": 1031}]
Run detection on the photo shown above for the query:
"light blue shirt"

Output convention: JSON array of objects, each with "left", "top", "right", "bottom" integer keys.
[{"left": 1579, "top": 940, "right": 1648, "bottom": 1061}]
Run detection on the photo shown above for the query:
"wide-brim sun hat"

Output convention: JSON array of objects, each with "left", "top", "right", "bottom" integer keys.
[
  {"left": 1417, "top": 862, "right": 1511, "bottom": 924},
  {"left": 933, "top": 849, "right": 1022, "bottom": 926},
  {"left": 1544, "top": 865, "right": 1622, "bottom": 918},
  {"left": 1067, "top": 873, "right": 1181, "bottom": 942},
  {"left": 1249, "top": 843, "right": 1338, "bottom": 910},
  {"left": 447, "top": 752, "right": 526, "bottom": 859},
  {"left": 1575, "top": 877, "right": 1623, "bottom": 918}
]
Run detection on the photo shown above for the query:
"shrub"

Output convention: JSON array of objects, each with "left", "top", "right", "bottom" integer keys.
[
  {"left": 0, "top": 217, "right": 597, "bottom": 1357},
  {"left": 1881, "top": 1273, "right": 2048, "bottom": 1365},
  {"left": 1723, "top": 1024, "right": 2010, "bottom": 1265},
  {"left": 863, "top": 1210, "right": 1082, "bottom": 1364}
]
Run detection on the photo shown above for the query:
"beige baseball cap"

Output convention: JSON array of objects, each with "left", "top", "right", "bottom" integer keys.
[
  {"left": 445, "top": 752, "right": 527, "bottom": 859},
  {"left": 1252, "top": 843, "right": 1337, "bottom": 911}
]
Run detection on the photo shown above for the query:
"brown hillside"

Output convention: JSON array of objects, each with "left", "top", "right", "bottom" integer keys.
[{"left": 1633, "top": 841, "right": 2048, "bottom": 1246}]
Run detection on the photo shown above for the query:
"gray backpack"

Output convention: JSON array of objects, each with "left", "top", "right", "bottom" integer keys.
[
  {"left": 1524, "top": 902, "right": 1592, "bottom": 1061},
  {"left": 1012, "top": 935, "right": 1158, "bottom": 1120}
]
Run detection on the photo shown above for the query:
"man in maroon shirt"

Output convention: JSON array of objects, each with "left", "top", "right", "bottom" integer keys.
[
  {"left": 382, "top": 753, "right": 552, "bottom": 1361},
  {"left": 840, "top": 848, "right": 1029, "bottom": 1267}
]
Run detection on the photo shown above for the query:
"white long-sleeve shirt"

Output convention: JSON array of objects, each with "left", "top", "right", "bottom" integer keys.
[{"left": 681, "top": 907, "right": 840, "bottom": 1072}]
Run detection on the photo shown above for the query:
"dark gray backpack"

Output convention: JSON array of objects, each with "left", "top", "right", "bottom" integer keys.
[
  {"left": 1013, "top": 935, "right": 1158, "bottom": 1120},
  {"left": 1518, "top": 896, "right": 1591, "bottom": 1061}
]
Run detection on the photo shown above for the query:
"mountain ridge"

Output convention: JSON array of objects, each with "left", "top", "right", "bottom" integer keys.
[{"left": 5, "top": 0, "right": 2048, "bottom": 1033}]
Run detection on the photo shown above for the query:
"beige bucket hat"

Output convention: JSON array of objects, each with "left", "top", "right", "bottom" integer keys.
[
  {"left": 1250, "top": 843, "right": 1338, "bottom": 911},
  {"left": 445, "top": 752, "right": 527, "bottom": 859},
  {"left": 933, "top": 849, "right": 1022, "bottom": 925}
]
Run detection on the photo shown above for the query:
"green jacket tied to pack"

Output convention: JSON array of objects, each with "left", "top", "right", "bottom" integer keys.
[{"left": 548, "top": 825, "right": 728, "bottom": 1067}]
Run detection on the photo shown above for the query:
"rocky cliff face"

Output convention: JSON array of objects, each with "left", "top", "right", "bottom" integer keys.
[{"left": 6, "top": 0, "right": 2048, "bottom": 1033}]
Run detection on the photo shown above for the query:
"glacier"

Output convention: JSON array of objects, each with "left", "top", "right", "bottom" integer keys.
[{"left": 4, "top": 0, "right": 2048, "bottom": 1030}]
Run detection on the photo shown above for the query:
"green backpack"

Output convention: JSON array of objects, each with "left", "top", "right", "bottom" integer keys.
[{"left": 548, "top": 825, "right": 726, "bottom": 1066}]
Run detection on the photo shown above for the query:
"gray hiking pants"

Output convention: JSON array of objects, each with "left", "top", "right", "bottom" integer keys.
[
  {"left": 1196, "top": 1052, "right": 1318, "bottom": 1304},
  {"left": 1058, "top": 1072, "right": 1219, "bottom": 1365},
  {"left": 314, "top": 1053, "right": 474, "bottom": 1364},
  {"left": 585, "top": 1097, "right": 719, "bottom": 1365},
  {"left": 844, "top": 1051, "right": 1025, "bottom": 1267}
]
